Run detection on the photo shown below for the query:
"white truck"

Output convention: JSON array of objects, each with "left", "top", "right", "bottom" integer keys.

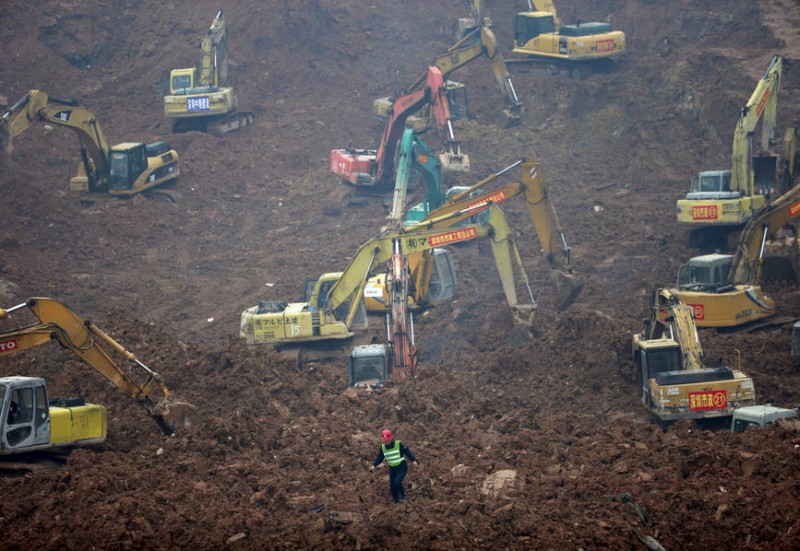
[{"left": 731, "top": 405, "right": 798, "bottom": 432}]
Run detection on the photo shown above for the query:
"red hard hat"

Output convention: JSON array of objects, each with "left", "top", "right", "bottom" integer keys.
[{"left": 381, "top": 429, "right": 393, "bottom": 441}]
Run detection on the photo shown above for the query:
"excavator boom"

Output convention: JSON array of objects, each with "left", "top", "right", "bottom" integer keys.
[
  {"left": 408, "top": 159, "right": 582, "bottom": 311},
  {"left": 1, "top": 90, "right": 110, "bottom": 177},
  {"left": 403, "top": 24, "right": 522, "bottom": 125},
  {"left": 0, "top": 298, "right": 193, "bottom": 434},
  {"left": 386, "top": 238, "right": 418, "bottom": 378},
  {"left": 2, "top": 90, "right": 180, "bottom": 196}
]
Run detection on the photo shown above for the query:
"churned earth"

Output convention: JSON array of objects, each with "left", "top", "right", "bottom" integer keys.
[{"left": 1, "top": 0, "right": 800, "bottom": 549}]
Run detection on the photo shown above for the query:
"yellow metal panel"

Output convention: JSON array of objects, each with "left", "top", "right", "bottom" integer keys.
[{"left": 49, "top": 404, "right": 107, "bottom": 445}]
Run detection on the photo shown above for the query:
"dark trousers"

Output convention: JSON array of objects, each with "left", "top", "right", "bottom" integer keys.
[{"left": 388, "top": 462, "right": 408, "bottom": 503}]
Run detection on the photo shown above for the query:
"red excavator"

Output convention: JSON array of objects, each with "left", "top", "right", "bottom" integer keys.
[{"left": 329, "top": 65, "right": 469, "bottom": 201}]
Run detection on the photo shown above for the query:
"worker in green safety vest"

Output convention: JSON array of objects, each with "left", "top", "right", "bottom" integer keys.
[{"left": 369, "top": 428, "right": 418, "bottom": 503}]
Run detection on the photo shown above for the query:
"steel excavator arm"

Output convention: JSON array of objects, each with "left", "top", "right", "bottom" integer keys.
[
  {"left": 729, "top": 179, "right": 800, "bottom": 286},
  {"left": 387, "top": 238, "right": 418, "bottom": 379},
  {"left": 647, "top": 289, "right": 705, "bottom": 371},
  {"left": 0, "top": 298, "right": 194, "bottom": 435},
  {"left": 375, "top": 65, "right": 468, "bottom": 187},
  {"left": 409, "top": 159, "right": 582, "bottom": 310},
  {"left": 198, "top": 9, "right": 228, "bottom": 88},
  {"left": 1, "top": 90, "right": 111, "bottom": 188},
  {"left": 388, "top": 128, "right": 446, "bottom": 224},
  {"left": 324, "top": 205, "right": 536, "bottom": 328},
  {"left": 406, "top": 24, "right": 521, "bottom": 122},
  {"left": 730, "top": 54, "right": 782, "bottom": 195}
]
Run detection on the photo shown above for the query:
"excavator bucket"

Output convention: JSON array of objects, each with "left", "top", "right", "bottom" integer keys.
[
  {"left": 152, "top": 398, "right": 197, "bottom": 435},
  {"left": 438, "top": 142, "right": 471, "bottom": 174},
  {"left": 551, "top": 269, "right": 583, "bottom": 311}
]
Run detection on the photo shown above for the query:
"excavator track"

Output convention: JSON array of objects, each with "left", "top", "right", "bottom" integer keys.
[{"left": 207, "top": 112, "right": 255, "bottom": 137}]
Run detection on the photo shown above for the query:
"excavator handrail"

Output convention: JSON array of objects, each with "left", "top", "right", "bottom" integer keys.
[{"left": 0, "top": 298, "right": 193, "bottom": 434}]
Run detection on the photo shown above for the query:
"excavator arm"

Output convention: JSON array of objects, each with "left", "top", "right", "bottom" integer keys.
[
  {"left": 332, "top": 65, "right": 468, "bottom": 190},
  {"left": 1, "top": 90, "right": 110, "bottom": 185},
  {"left": 386, "top": 238, "right": 418, "bottom": 378},
  {"left": 409, "top": 159, "right": 582, "bottom": 310},
  {"left": 325, "top": 205, "right": 536, "bottom": 328},
  {"left": 729, "top": 181, "right": 800, "bottom": 286},
  {"left": 388, "top": 128, "right": 446, "bottom": 224},
  {"left": 0, "top": 298, "right": 193, "bottom": 434},
  {"left": 730, "top": 54, "right": 782, "bottom": 196},
  {"left": 198, "top": 10, "right": 227, "bottom": 88},
  {"left": 406, "top": 26, "right": 521, "bottom": 123},
  {"left": 645, "top": 289, "right": 705, "bottom": 371}
]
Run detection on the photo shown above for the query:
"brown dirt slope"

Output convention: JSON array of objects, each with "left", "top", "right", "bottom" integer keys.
[{"left": 1, "top": 0, "right": 800, "bottom": 549}]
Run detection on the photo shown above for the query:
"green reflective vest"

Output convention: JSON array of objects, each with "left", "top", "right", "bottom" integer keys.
[{"left": 381, "top": 440, "right": 404, "bottom": 467}]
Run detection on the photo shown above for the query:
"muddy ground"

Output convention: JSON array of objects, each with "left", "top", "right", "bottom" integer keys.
[{"left": 1, "top": 0, "right": 800, "bottom": 549}]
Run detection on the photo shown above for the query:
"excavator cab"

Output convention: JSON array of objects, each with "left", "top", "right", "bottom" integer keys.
[
  {"left": 105, "top": 141, "right": 178, "bottom": 194},
  {"left": 514, "top": 12, "right": 557, "bottom": 46},
  {"left": 347, "top": 344, "right": 389, "bottom": 388},
  {"left": 108, "top": 143, "right": 148, "bottom": 191},
  {"left": 676, "top": 254, "right": 733, "bottom": 292},
  {"left": 0, "top": 376, "right": 107, "bottom": 455}
]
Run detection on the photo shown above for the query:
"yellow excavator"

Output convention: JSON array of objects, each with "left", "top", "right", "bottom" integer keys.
[
  {"left": 364, "top": 159, "right": 582, "bottom": 314},
  {"left": 672, "top": 175, "right": 800, "bottom": 329},
  {"left": 0, "top": 298, "right": 194, "bottom": 455},
  {"left": 511, "top": 0, "right": 626, "bottom": 79},
  {"left": 632, "top": 288, "right": 756, "bottom": 423},
  {"left": 163, "top": 10, "right": 254, "bottom": 136},
  {"left": 676, "top": 55, "right": 784, "bottom": 248},
  {"left": 373, "top": 0, "right": 522, "bottom": 127},
  {"left": 1, "top": 90, "right": 180, "bottom": 197},
  {"left": 240, "top": 204, "right": 537, "bottom": 352}
]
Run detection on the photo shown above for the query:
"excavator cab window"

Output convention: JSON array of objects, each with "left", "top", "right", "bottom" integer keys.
[
  {"left": 691, "top": 172, "right": 732, "bottom": 194},
  {"left": 515, "top": 14, "right": 555, "bottom": 45},
  {"left": 4, "top": 387, "right": 34, "bottom": 447},
  {"left": 109, "top": 145, "right": 147, "bottom": 190},
  {"left": 171, "top": 74, "right": 193, "bottom": 92},
  {"left": 7, "top": 388, "right": 33, "bottom": 425},
  {"left": 644, "top": 347, "right": 682, "bottom": 379},
  {"left": 35, "top": 385, "right": 48, "bottom": 429}
]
